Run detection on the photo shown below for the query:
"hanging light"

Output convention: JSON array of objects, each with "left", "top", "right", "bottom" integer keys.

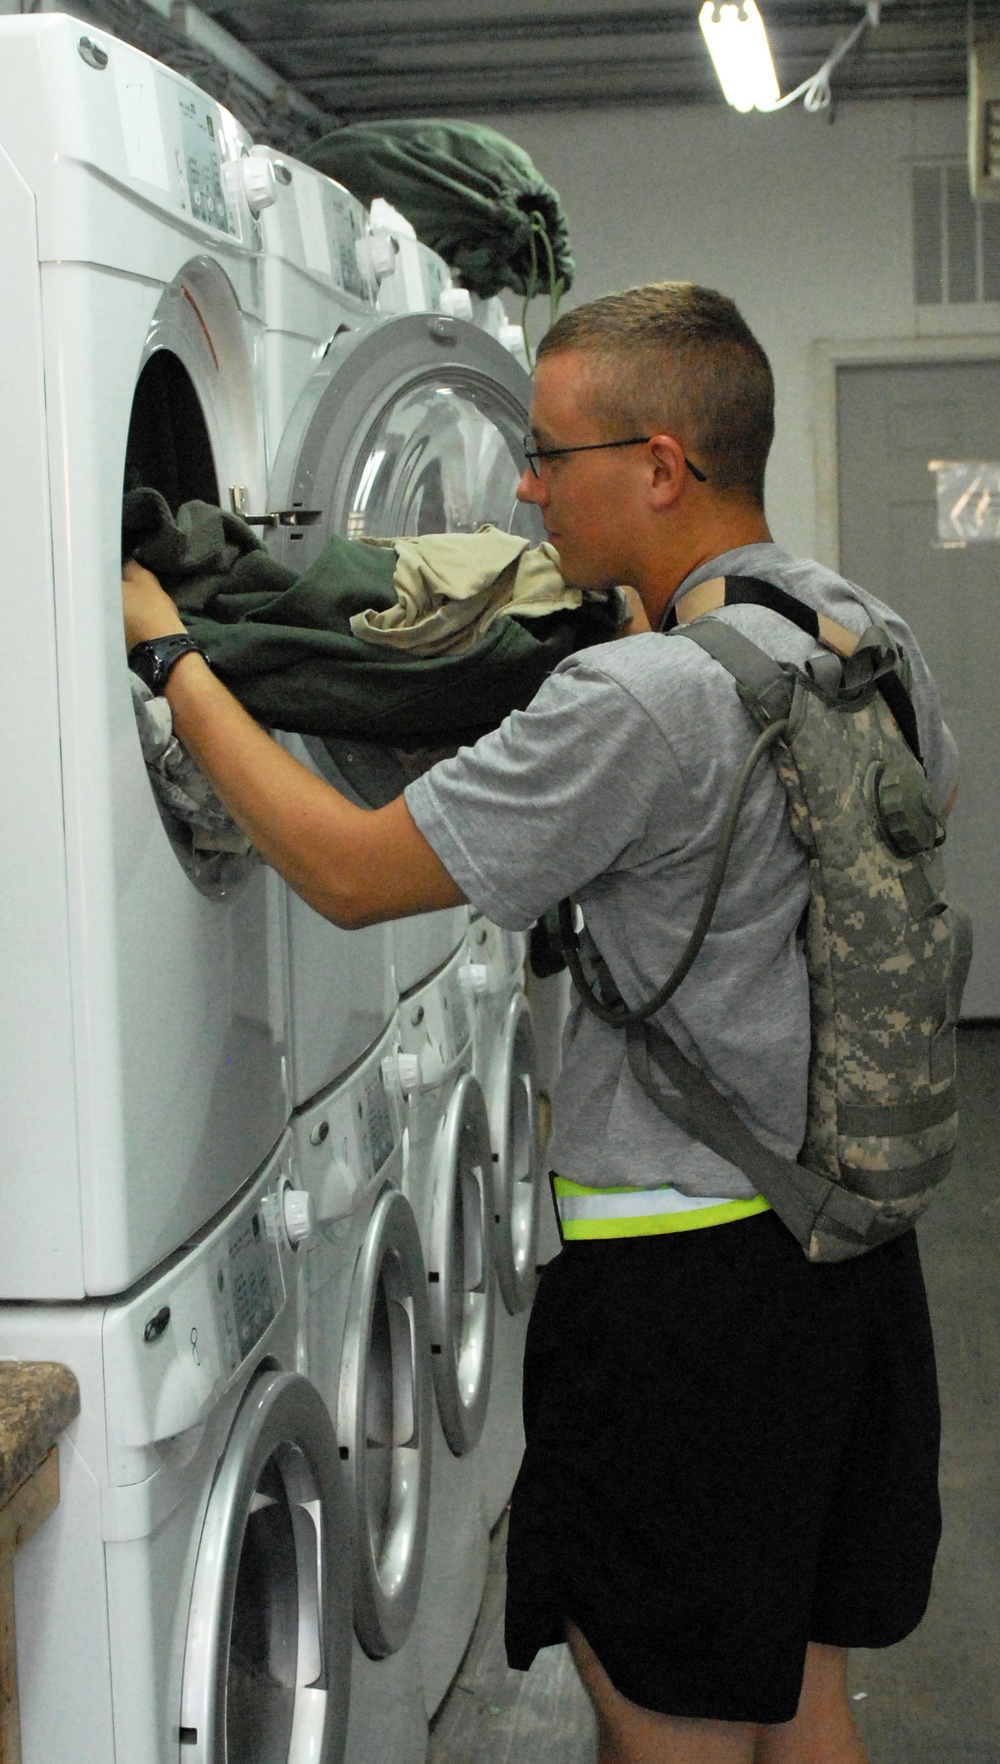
[
  {"left": 699, "top": 1, "right": 885, "bottom": 118},
  {"left": 698, "top": 2, "right": 779, "bottom": 114}
]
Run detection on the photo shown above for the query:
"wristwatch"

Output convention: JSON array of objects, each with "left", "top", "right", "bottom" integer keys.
[{"left": 128, "top": 633, "right": 207, "bottom": 694}]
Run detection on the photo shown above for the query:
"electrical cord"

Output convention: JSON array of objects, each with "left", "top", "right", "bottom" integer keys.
[{"left": 767, "top": 1, "right": 881, "bottom": 115}]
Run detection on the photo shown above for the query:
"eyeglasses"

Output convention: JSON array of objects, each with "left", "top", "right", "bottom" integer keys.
[{"left": 522, "top": 433, "right": 708, "bottom": 482}]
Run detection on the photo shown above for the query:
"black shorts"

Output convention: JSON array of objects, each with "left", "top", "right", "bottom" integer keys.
[{"left": 505, "top": 1209, "right": 941, "bottom": 1725}]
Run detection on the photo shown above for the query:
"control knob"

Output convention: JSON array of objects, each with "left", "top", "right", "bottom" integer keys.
[
  {"left": 356, "top": 230, "right": 398, "bottom": 283},
  {"left": 438, "top": 285, "right": 473, "bottom": 321},
  {"left": 460, "top": 962, "right": 490, "bottom": 999},
  {"left": 241, "top": 155, "right": 278, "bottom": 216},
  {"left": 382, "top": 1052, "right": 422, "bottom": 1102},
  {"left": 282, "top": 1185, "right": 314, "bottom": 1246}
]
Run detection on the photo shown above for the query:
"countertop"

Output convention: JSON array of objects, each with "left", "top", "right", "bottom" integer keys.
[{"left": 0, "top": 1363, "right": 80, "bottom": 1509}]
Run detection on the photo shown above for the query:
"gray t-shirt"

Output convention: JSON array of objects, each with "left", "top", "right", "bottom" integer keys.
[{"left": 405, "top": 543, "right": 959, "bottom": 1198}]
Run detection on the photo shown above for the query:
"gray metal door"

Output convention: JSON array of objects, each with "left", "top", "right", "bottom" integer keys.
[
  {"left": 838, "top": 360, "right": 1000, "bottom": 1015},
  {"left": 180, "top": 1370, "right": 352, "bottom": 1764}
]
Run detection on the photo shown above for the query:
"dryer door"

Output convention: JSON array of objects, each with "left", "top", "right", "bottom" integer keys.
[
  {"left": 488, "top": 991, "right": 543, "bottom": 1315},
  {"left": 427, "top": 1072, "right": 496, "bottom": 1456},
  {"left": 338, "top": 1184, "right": 433, "bottom": 1659},
  {"left": 266, "top": 311, "right": 535, "bottom": 565},
  {"left": 269, "top": 313, "right": 535, "bottom": 1083},
  {"left": 180, "top": 1369, "right": 352, "bottom": 1764}
]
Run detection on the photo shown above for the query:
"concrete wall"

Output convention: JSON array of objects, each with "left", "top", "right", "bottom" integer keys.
[{"left": 474, "top": 96, "right": 996, "bottom": 562}]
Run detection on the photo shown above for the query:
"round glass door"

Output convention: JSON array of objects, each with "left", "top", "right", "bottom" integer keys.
[
  {"left": 343, "top": 372, "right": 536, "bottom": 541},
  {"left": 266, "top": 313, "right": 541, "bottom": 808},
  {"left": 338, "top": 1185, "right": 432, "bottom": 1659},
  {"left": 427, "top": 1073, "right": 496, "bottom": 1456},
  {"left": 489, "top": 993, "right": 542, "bottom": 1315},
  {"left": 267, "top": 313, "right": 541, "bottom": 575},
  {"left": 181, "top": 1370, "right": 352, "bottom": 1764},
  {"left": 125, "top": 261, "right": 265, "bottom": 899}
]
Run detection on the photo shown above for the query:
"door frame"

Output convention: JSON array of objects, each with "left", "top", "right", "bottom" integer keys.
[{"left": 812, "top": 334, "right": 1000, "bottom": 572}]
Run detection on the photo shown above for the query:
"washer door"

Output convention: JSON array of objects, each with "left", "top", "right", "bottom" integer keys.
[
  {"left": 267, "top": 311, "right": 537, "bottom": 565},
  {"left": 339, "top": 1184, "right": 433, "bottom": 1659},
  {"left": 180, "top": 1370, "right": 352, "bottom": 1764},
  {"left": 428, "top": 1073, "right": 496, "bottom": 1456},
  {"left": 490, "top": 992, "right": 542, "bottom": 1315}
]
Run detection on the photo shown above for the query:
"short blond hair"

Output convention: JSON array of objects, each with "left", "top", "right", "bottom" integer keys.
[{"left": 536, "top": 283, "right": 774, "bottom": 506}]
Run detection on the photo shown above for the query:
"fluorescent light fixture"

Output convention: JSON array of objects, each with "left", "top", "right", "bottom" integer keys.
[{"left": 699, "top": 1, "right": 779, "bottom": 113}]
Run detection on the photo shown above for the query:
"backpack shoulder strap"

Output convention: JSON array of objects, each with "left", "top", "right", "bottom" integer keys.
[
  {"left": 665, "top": 610, "right": 795, "bottom": 727},
  {"left": 667, "top": 573, "right": 923, "bottom": 764}
]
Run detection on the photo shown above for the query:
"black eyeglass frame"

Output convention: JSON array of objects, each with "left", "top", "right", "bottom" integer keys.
[{"left": 522, "top": 433, "right": 708, "bottom": 482}]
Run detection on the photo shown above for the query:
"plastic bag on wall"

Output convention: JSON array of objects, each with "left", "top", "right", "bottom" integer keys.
[{"left": 929, "top": 458, "right": 1000, "bottom": 546}]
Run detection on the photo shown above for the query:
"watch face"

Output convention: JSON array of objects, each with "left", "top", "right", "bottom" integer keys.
[{"left": 130, "top": 636, "right": 198, "bottom": 693}]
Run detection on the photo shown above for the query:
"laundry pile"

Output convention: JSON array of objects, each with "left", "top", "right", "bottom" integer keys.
[{"left": 123, "top": 487, "right": 624, "bottom": 830}]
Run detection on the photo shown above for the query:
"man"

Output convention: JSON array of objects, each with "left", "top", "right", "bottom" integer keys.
[{"left": 124, "top": 283, "right": 955, "bottom": 1764}]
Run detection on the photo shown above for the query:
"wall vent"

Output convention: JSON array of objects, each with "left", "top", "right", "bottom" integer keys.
[{"left": 913, "top": 162, "right": 1000, "bottom": 305}]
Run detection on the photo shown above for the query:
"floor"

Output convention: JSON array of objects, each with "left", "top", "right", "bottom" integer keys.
[{"left": 429, "top": 1025, "right": 1000, "bottom": 1764}]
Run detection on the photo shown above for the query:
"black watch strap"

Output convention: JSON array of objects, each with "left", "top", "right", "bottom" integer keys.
[{"left": 128, "top": 633, "right": 207, "bottom": 694}]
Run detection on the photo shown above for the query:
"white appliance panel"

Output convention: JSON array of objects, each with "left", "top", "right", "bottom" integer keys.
[
  {"left": 0, "top": 17, "right": 258, "bottom": 274},
  {"left": 0, "top": 134, "right": 83, "bottom": 1290},
  {"left": 0, "top": 17, "right": 287, "bottom": 1297},
  {"left": 6, "top": 1139, "right": 353, "bottom": 1764},
  {"left": 263, "top": 312, "right": 534, "bottom": 1000},
  {"left": 396, "top": 949, "right": 495, "bottom": 1713},
  {"left": 293, "top": 1025, "right": 432, "bottom": 1760},
  {"left": 253, "top": 145, "right": 378, "bottom": 466},
  {"left": 282, "top": 738, "right": 396, "bottom": 1106}
]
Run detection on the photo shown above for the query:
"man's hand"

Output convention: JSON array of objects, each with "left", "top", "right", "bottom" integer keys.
[
  {"left": 122, "top": 559, "right": 186, "bottom": 650},
  {"left": 120, "top": 558, "right": 465, "bottom": 926}
]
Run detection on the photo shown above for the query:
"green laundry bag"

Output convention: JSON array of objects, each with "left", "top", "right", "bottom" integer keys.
[{"left": 303, "top": 118, "right": 573, "bottom": 303}]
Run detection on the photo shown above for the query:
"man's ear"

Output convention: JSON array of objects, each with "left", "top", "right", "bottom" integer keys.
[{"left": 647, "top": 435, "right": 689, "bottom": 508}]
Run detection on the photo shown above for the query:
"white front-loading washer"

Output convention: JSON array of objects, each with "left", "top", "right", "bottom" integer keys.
[
  {"left": 2, "top": 1136, "right": 353, "bottom": 1764},
  {"left": 248, "top": 143, "right": 400, "bottom": 1112},
  {"left": 465, "top": 920, "right": 543, "bottom": 1527},
  {"left": 260, "top": 306, "right": 540, "bottom": 1011},
  {"left": 292, "top": 1020, "right": 433, "bottom": 1764},
  {"left": 390, "top": 944, "right": 495, "bottom": 1716},
  {"left": 0, "top": 15, "right": 292, "bottom": 1299},
  {"left": 370, "top": 202, "right": 461, "bottom": 323},
  {"left": 368, "top": 197, "right": 529, "bottom": 370},
  {"left": 251, "top": 143, "right": 383, "bottom": 471}
]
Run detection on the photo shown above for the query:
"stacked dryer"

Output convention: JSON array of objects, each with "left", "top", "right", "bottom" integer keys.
[
  {"left": 251, "top": 147, "right": 437, "bottom": 1760},
  {"left": 292, "top": 1025, "right": 433, "bottom": 1764},
  {"left": 0, "top": 17, "right": 351, "bottom": 1764},
  {"left": 253, "top": 154, "right": 547, "bottom": 1723},
  {"left": 464, "top": 921, "right": 543, "bottom": 1525}
]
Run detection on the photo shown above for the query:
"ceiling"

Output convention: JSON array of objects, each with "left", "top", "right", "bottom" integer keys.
[
  {"left": 201, "top": 0, "right": 977, "bottom": 120},
  {"left": 59, "top": 0, "right": 993, "bottom": 154}
]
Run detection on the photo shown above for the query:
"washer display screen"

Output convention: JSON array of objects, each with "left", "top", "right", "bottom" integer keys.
[
  {"left": 216, "top": 1212, "right": 277, "bottom": 1372},
  {"left": 179, "top": 95, "right": 232, "bottom": 233}
]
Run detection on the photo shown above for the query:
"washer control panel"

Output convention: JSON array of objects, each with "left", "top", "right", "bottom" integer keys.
[
  {"left": 102, "top": 1140, "right": 297, "bottom": 1472},
  {"left": 214, "top": 1204, "right": 278, "bottom": 1375},
  {"left": 178, "top": 92, "right": 233, "bottom": 234},
  {"left": 294, "top": 1022, "right": 405, "bottom": 1227}
]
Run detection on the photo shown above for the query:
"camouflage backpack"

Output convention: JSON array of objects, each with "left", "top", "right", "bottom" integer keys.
[{"left": 559, "top": 575, "right": 972, "bottom": 1263}]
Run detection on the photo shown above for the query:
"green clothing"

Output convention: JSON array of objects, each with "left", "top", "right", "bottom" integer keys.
[
  {"left": 303, "top": 119, "right": 573, "bottom": 301},
  {"left": 122, "top": 489, "right": 620, "bottom": 745}
]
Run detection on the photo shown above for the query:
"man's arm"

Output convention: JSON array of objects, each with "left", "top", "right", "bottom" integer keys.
[{"left": 123, "top": 562, "right": 466, "bottom": 927}]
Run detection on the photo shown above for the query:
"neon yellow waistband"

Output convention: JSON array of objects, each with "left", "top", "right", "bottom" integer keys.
[{"left": 551, "top": 1175, "right": 770, "bottom": 1241}]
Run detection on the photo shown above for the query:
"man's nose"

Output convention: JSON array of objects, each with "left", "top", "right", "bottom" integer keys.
[{"left": 516, "top": 466, "right": 545, "bottom": 505}]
